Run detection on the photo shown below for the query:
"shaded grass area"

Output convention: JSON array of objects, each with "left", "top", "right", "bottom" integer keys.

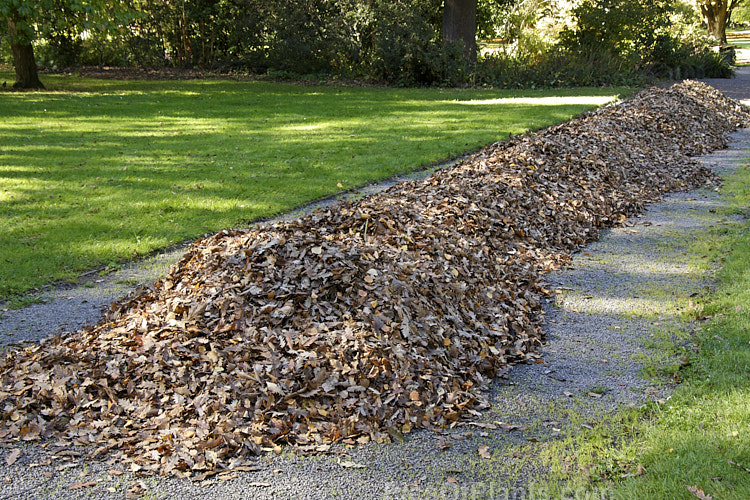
[
  {"left": 0, "top": 71, "right": 628, "bottom": 298},
  {"left": 535, "top": 164, "right": 750, "bottom": 499}
]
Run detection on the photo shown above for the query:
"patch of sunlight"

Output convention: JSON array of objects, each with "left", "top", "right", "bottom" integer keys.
[
  {"left": 558, "top": 295, "right": 684, "bottom": 318},
  {"left": 272, "top": 120, "right": 345, "bottom": 134},
  {"left": 111, "top": 122, "right": 222, "bottom": 137},
  {"left": 74, "top": 236, "right": 167, "bottom": 255},
  {"left": 456, "top": 95, "right": 619, "bottom": 106},
  {"left": 279, "top": 123, "right": 327, "bottom": 132},
  {"left": 154, "top": 90, "right": 202, "bottom": 97},
  {"left": 585, "top": 259, "right": 700, "bottom": 277}
]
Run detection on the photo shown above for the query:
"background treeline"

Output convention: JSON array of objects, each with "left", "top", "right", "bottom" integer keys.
[{"left": 1, "top": 0, "right": 737, "bottom": 87}]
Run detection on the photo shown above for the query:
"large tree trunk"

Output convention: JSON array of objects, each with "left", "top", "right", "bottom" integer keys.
[
  {"left": 712, "top": 7, "right": 729, "bottom": 43},
  {"left": 443, "top": 0, "right": 477, "bottom": 65},
  {"left": 6, "top": 16, "right": 44, "bottom": 89},
  {"left": 699, "top": 0, "right": 742, "bottom": 44}
]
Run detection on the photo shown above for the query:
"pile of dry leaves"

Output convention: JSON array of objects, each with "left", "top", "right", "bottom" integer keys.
[{"left": 1, "top": 81, "right": 748, "bottom": 477}]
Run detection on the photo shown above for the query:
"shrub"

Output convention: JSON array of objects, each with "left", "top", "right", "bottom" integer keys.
[
  {"left": 15, "top": 0, "right": 734, "bottom": 87},
  {"left": 558, "top": 0, "right": 732, "bottom": 81},
  {"left": 364, "top": 0, "right": 470, "bottom": 86},
  {"left": 476, "top": 47, "right": 646, "bottom": 89}
]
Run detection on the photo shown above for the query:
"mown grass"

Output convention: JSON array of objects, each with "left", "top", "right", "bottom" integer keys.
[
  {"left": 0, "top": 70, "right": 628, "bottom": 299},
  {"left": 537, "top": 164, "right": 750, "bottom": 499}
]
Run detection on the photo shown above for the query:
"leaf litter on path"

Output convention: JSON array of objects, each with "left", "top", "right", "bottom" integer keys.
[{"left": 0, "top": 81, "right": 748, "bottom": 477}]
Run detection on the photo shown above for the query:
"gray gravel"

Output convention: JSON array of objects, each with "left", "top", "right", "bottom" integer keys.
[
  {"left": 701, "top": 66, "right": 750, "bottom": 104},
  {"left": 1, "top": 119, "right": 749, "bottom": 499}
]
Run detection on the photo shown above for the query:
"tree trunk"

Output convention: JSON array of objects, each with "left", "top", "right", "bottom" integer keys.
[
  {"left": 701, "top": 1, "right": 729, "bottom": 44},
  {"left": 714, "top": 6, "right": 729, "bottom": 43},
  {"left": 6, "top": 16, "right": 44, "bottom": 89},
  {"left": 443, "top": 0, "right": 477, "bottom": 65}
]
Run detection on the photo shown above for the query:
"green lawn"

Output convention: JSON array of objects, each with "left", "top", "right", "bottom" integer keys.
[{"left": 0, "top": 71, "right": 628, "bottom": 299}]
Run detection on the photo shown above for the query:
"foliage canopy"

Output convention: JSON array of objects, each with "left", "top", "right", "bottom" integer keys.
[{"left": 0, "top": 1, "right": 735, "bottom": 87}]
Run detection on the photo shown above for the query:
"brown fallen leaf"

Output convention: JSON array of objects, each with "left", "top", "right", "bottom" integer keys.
[
  {"left": 446, "top": 477, "right": 458, "bottom": 484},
  {"left": 339, "top": 460, "right": 366, "bottom": 469},
  {"left": 437, "top": 437, "right": 453, "bottom": 451},
  {"left": 126, "top": 481, "right": 148, "bottom": 499},
  {"left": 5, "top": 449, "right": 20, "bottom": 466},
  {"left": 466, "top": 422, "right": 497, "bottom": 430},
  {"left": 686, "top": 485, "right": 712, "bottom": 500},
  {"left": 69, "top": 481, "right": 97, "bottom": 490},
  {"left": 478, "top": 445, "right": 491, "bottom": 460}
]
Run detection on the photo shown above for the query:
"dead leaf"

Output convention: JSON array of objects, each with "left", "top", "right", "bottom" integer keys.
[
  {"left": 465, "top": 422, "right": 497, "bottom": 430},
  {"left": 126, "top": 481, "right": 148, "bottom": 499},
  {"left": 437, "top": 437, "right": 453, "bottom": 451},
  {"left": 69, "top": 481, "right": 97, "bottom": 490},
  {"left": 5, "top": 449, "right": 20, "bottom": 466},
  {"left": 687, "top": 485, "right": 712, "bottom": 500},
  {"left": 339, "top": 460, "right": 366, "bottom": 469},
  {"left": 478, "top": 445, "right": 491, "bottom": 459}
]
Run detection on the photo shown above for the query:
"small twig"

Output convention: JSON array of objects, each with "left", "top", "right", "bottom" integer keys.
[
  {"left": 728, "top": 459, "right": 750, "bottom": 473},
  {"left": 79, "top": 267, "right": 107, "bottom": 278}
]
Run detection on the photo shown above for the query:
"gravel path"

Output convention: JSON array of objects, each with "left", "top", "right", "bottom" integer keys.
[
  {"left": 0, "top": 88, "right": 749, "bottom": 499},
  {"left": 699, "top": 65, "right": 750, "bottom": 103}
]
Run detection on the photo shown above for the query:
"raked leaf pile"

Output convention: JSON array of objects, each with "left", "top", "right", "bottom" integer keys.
[{"left": 1, "top": 81, "right": 747, "bottom": 477}]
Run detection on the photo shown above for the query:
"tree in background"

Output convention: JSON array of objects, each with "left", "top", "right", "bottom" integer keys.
[
  {"left": 1, "top": 0, "right": 44, "bottom": 88},
  {"left": 696, "top": 0, "right": 745, "bottom": 42},
  {"left": 443, "top": 0, "right": 477, "bottom": 63},
  {"left": 0, "top": 0, "right": 130, "bottom": 88},
  {"left": 0, "top": 0, "right": 734, "bottom": 87},
  {"left": 561, "top": 0, "right": 679, "bottom": 67}
]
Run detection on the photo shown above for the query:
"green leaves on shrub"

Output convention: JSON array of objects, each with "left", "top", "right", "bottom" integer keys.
[
  {"left": 558, "top": 0, "right": 733, "bottom": 81},
  {"left": 15, "top": 0, "right": 736, "bottom": 86}
]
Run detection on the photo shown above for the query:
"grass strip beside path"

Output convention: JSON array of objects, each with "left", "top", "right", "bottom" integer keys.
[
  {"left": 539, "top": 163, "right": 750, "bottom": 499},
  {"left": 0, "top": 72, "right": 627, "bottom": 299},
  {"left": 609, "top": 164, "right": 750, "bottom": 499}
]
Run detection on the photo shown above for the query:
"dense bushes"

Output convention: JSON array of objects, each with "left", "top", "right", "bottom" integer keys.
[
  {"left": 2, "top": 0, "right": 734, "bottom": 87},
  {"left": 556, "top": 0, "right": 732, "bottom": 82},
  {"left": 474, "top": 0, "right": 732, "bottom": 88}
]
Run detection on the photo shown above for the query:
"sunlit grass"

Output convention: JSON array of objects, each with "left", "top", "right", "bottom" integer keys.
[
  {"left": 536, "top": 164, "right": 750, "bottom": 499},
  {"left": 0, "top": 70, "right": 629, "bottom": 298}
]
